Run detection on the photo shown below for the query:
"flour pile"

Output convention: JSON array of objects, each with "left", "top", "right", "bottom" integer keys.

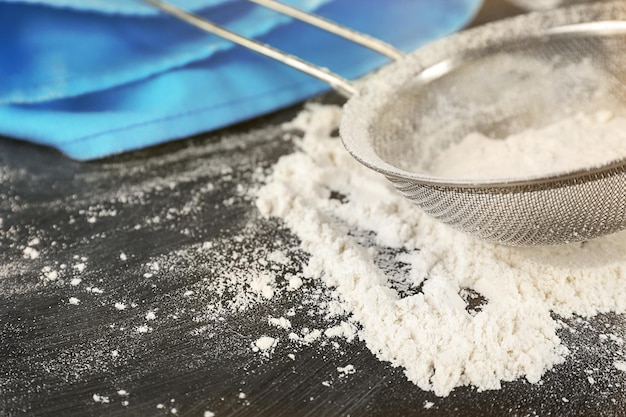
[
  {"left": 256, "top": 104, "right": 626, "bottom": 396},
  {"left": 429, "top": 109, "right": 626, "bottom": 180}
]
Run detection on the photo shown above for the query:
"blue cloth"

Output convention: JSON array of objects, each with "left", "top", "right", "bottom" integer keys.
[
  {"left": 0, "top": 0, "right": 482, "bottom": 160},
  {"left": 2, "top": 0, "right": 234, "bottom": 15}
]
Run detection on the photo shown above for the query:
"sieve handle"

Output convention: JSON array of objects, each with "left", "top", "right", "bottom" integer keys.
[
  {"left": 142, "top": 0, "right": 404, "bottom": 97},
  {"left": 246, "top": 0, "right": 404, "bottom": 61}
]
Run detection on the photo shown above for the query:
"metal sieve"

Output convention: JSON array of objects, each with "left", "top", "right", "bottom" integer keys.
[{"left": 146, "top": 0, "right": 626, "bottom": 246}]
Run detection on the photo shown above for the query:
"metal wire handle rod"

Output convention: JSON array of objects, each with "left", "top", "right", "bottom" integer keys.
[
  {"left": 143, "top": 0, "right": 403, "bottom": 97},
  {"left": 246, "top": 0, "right": 404, "bottom": 61}
]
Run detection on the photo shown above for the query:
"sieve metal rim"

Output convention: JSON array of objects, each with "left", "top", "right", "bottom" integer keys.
[{"left": 339, "top": 1, "right": 626, "bottom": 191}]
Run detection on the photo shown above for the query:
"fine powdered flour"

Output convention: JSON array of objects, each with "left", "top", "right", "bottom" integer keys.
[
  {"left": 256, "top": 103, "right": 626, "bottom": 396},
  {"left": 428, "top": 109, "right": 626, "bottom": 180}
]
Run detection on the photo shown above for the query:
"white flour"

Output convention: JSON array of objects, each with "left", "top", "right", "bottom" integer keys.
[
  {"left": 429, "top": 109, "right": 626, "bottom": 180},
  {"left": 253, "top": 336, "right": 278, "bottom": 356},
  {"left": 257, "top": 103, "right": 626, "bottom": 396}
]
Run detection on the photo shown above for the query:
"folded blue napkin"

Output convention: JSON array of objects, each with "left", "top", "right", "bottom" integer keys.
[{"left": 0, "top": 0, "right": 482, "bottom": 160}]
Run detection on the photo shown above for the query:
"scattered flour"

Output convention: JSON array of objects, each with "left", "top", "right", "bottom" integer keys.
[
  {"left": 249, "top": 273, "right": 275, "bottom": 300},
  {"left": 302, "top": 329, "right": 322, "bottom": 344},
  {"left": 324, "top": 322, "right": 357, "bottom": 342},
  {"left": 92, "top": 394, "right": 110, "bottom": 404},
  {"left": 253, "top": 336, "right": 278, "bottom": 356},
  {"left": 257, "top": 103, "right": 626, "bottom": 396},
  {"left": 22, "top": 246, "right": 39, "bottom": 260},
  {"left": 135, "top": 325, "right": 152, "bottom": 334},
  {"left": 268, "top": 316, "right": 291, "bottom": 329},
  {"left": 337, "top": 364, "right": 355, "bottom": 376},
  {"left": 41, "top": 267, "right": 58, "bottom": 282},
  {"left": 268, "top": 250, "right": 290, "bottom": 265},
  {"left": 429, "top": 110, "right": 626, "bottom": 180},
  {"left": 614, "top": 361, "right": 626, "bottom": 372},
  {"left": 287, "top": 276, "right": 303, "bottom": 290}
]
